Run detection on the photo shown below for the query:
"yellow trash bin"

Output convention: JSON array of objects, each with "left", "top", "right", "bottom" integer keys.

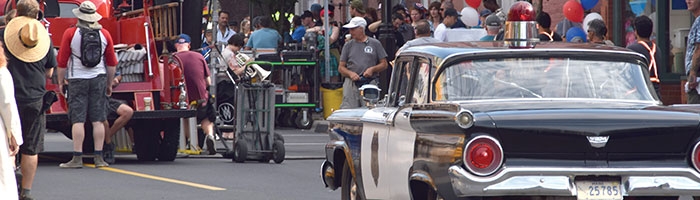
[{"left": 321, "top": 84, "right": 343, "bottom": 120}]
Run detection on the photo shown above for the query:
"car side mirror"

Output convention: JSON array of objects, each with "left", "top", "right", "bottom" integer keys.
[{"left": 359, "top": 84, "right": 381, "bottom": 108}]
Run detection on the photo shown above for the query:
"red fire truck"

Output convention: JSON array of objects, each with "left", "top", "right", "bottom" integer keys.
[{"left": 2, "top": 0, "right": 202, "bottom": 161}]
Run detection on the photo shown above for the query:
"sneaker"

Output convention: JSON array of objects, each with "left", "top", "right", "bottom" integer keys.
[
  {"left": 94, "top": 155, "right": 110, "bottom": 168},
  {"left": 205, "top": 134, "right": 217, "bottom": 155},
  {"left": 131, "top": 144, "right": 137, "bottom": 154},
  {"left": 19, "top": 193, "right": 34, "bottom": 200},
  {"left": 59, "top": 156, "right": 83, "bottom": 168},
  {"left": 104, "top": 142, "right": 116, "bottom": 164}
]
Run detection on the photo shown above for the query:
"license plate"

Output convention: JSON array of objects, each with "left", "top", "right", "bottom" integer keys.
[{"left": 575, "top": 180, "right": 623, "bottom": 200}]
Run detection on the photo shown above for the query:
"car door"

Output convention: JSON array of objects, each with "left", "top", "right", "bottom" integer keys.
[
  {"left": 387, "top": 57, "right": 431, "bottom": 199},
  {"left": 360, "top": 56, "right": 415, "bottom": 199}
]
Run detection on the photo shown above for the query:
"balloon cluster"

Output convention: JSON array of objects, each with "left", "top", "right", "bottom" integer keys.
[
  {"left": 459, "top": 0, "right": 482, "bottom": 27},
  {"left": 563, "top": 0, "right": 598, "bottom": 23}
]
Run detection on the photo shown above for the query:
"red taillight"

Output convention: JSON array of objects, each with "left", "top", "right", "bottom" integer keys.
[
  {"left": 692, "top": 142, "right": 700, "bottom": 171},
  {"left": 470, "top": 144, "right": 494, "bottom": 168},
  {"left": 464, "top": 136, "right": 503, "bottom": 176}
]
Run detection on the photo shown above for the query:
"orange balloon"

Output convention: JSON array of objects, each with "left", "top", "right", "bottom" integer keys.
[{"left": 563, "top": 0, "right": 584, "bottom": 23}]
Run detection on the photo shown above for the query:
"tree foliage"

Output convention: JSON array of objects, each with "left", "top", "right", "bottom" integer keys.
[{"left": 249, "top": 0, "right": 299, "bottom": 35}]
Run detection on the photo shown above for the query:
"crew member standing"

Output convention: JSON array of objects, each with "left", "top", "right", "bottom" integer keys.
[
  {"left": 338, "top": 17, "right": 388, "bottom": 109},
  {"left": 56, "top": 1, "right": 117, "bottom": 169},
  {"left": 626, "top": 16, "right": 661, "bottom": 101},
  {"left": 1, "top": 0, "right": 56, "bottom": 198}
]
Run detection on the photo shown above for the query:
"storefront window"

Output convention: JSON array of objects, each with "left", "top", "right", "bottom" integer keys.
[{"left": 623, "top": 0, "right": 656, "bottom": 47}]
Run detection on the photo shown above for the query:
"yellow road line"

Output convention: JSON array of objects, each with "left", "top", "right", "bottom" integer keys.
[
  {"left": 84, "top": 164, "right": 226, "bottom": 191},
  {"left": 42, "top": 155, "right": 224, "bottom": 191}
]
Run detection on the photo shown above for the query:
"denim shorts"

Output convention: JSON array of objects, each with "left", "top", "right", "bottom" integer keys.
[{"left": 68, "top": 75, "right": 107, "bottom": 123}]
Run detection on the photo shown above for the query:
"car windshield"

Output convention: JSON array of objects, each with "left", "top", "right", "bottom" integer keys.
[{"left": 434, "top": 58, "right": 655, "bottom": 101}]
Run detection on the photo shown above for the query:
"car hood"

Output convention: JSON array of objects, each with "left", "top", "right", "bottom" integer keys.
[{"left": 457, "top": 100, "right": 700, "bottom": 158}]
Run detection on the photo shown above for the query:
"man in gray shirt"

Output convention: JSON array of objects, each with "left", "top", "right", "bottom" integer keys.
[
  {"left": 339, "top": 17, "right": 388, "bottom": 109},
  {"left": 397, "top": 20, "right": 441, "bottom": 54}
]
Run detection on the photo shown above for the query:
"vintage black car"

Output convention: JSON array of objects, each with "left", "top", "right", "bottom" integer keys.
[{"left": 318, "top": 6, "right": 700, "bottom": 200}]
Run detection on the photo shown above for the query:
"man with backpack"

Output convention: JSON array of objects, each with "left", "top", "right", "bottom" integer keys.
[{"left": 55, "top": 1, "right": 118, "bottom": 169}]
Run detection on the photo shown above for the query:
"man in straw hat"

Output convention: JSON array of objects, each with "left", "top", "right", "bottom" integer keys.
[
  {"left": 0, "top": 0, "right": 56, "bottom": 199},
  {"left": 56, "top": 1, "right": 117, "bottom": 169}
]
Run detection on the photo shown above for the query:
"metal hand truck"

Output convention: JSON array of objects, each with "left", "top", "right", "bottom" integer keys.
[{"left": 230, "top": 61, "right": 285, "bottom": 163}]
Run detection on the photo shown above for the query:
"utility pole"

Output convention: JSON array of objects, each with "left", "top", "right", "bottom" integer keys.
[
  {"left": 210, "top": 0, "right": 220, "bottom": 108},
  {"left": 377, "top": 0, "right": 395, "bottom": 96}
]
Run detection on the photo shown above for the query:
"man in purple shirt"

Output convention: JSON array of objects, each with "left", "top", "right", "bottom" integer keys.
[{"left": 174, "top": 34, "right": 217, "bottom": 155}]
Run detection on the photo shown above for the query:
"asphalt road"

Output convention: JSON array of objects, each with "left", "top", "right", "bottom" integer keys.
[{"left": 27, "top": 126, "right": 339, "bottom": 200}]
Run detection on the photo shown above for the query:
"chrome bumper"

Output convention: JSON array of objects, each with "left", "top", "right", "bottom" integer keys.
[{"left": 448, "top": 165, "right": 700, "bottom": 197}]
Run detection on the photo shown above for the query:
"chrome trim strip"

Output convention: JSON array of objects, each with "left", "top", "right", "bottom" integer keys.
[{"left": 448, "top": 165, "right": 700, "bottom": 196}]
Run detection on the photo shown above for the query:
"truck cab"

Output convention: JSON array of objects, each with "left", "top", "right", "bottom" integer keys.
[{"left": 3, "top": 0, "right": 197, "bottom": 161}]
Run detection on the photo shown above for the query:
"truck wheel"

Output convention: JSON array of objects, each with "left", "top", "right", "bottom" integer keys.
[
  {"left": 294, "top": 110, "right": 313, "bottom": 129},
  {"left": 272, "top": 140, "right": 285, "bottom": 164},
  {"left": 232, "top": 140, "right": 247, "bottom": 163},
  {"left": 157, "top": 119, "right": 180, "bottom": 161},
  {"left": 134, "top": 124, "right": 158, "bottom": 161}
]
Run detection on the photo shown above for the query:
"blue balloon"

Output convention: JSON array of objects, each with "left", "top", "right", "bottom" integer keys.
[
  {"left": 566, "top": 27, "right": 587, "bottom": 43},
  {"left": 581, "top": 0, "right": 599, "bottom": 10}
]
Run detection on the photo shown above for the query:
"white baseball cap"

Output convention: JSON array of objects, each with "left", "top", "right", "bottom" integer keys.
[{"left": 343, "top": 17, "right": 367, "bottom": 29}]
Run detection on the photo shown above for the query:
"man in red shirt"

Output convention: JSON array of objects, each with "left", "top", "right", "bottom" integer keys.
[
  {"left": 174, "top": 34, "right": 217, "bottom": 155},
  {"left": 55, "top": 1, "right": 117, "bottom": 168}
]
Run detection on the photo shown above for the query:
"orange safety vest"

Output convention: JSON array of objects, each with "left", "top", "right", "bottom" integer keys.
[{"left": 638, "top": 41, "right": 659, "bottom": 83}]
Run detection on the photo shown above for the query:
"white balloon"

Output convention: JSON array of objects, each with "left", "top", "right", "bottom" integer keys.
[
  {"left": 582, "top": 12, "right": 603, "bottom": 32},
  {"left": 460, "top": 7, "right": 479, "bottom": 27}
]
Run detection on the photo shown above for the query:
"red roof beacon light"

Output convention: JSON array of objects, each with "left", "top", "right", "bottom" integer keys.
[{"left": 504, "top": 1, "right": 539, "bottom": 48}]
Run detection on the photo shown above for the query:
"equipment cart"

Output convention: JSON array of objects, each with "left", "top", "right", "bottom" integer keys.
[
  {"left": 232, "top": 79, "right": 285, "bottom": 163},
  {"left": 256, "top": 51, "right": 320, "bottom": 129}
]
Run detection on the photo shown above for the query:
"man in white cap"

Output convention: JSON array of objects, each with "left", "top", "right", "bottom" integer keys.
[
  {"left": 0, "top": 0, "right": 56, "bottom": 199},
  {"left": 56, "top": 0, "right": 118, "bottom": 169},
  {"left": 338, "top": 17, "right": 388, "bottom": 109}
]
